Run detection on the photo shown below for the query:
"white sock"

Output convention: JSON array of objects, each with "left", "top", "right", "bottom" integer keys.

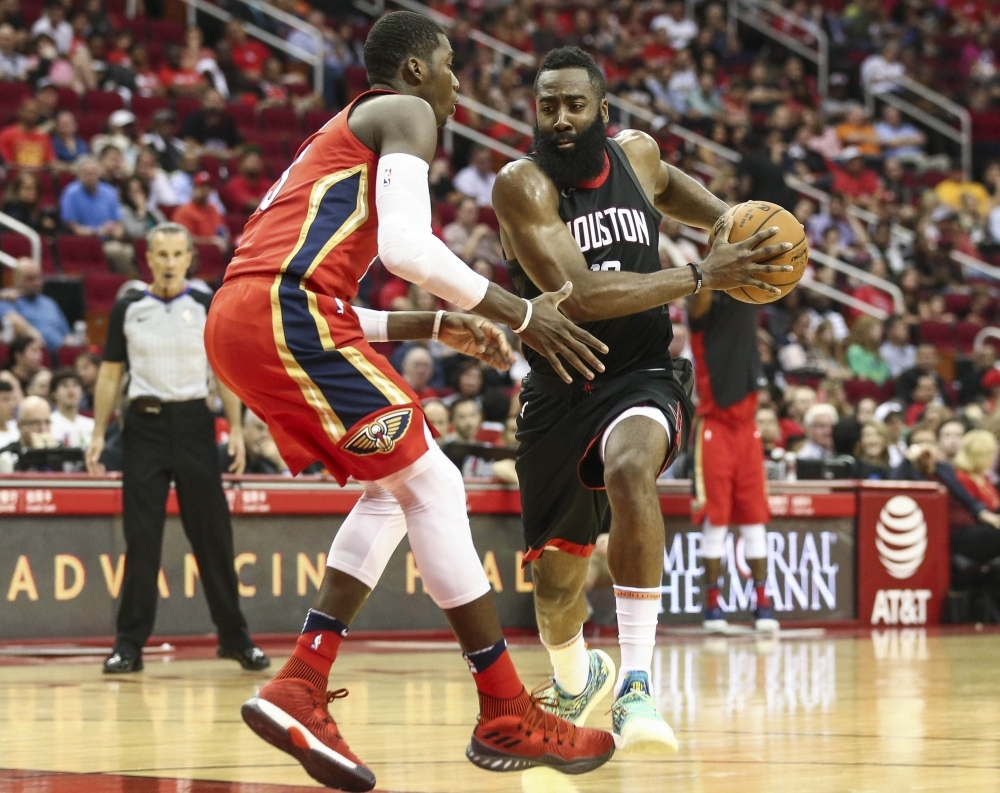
[
  {"left": 614, "top": 585, "right": 661, "bottom": 697},
  {"left": 543, "top": 629, "right": 590, "bottom": 697}
]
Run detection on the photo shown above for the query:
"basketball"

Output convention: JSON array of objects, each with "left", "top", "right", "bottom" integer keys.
[{"left": 707, "top": 201, "right": 809, "bottom": 305}]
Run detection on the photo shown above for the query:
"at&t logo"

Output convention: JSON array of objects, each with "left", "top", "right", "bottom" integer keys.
[{"left": 875, "top": 496, "right": 926, "bottom": 579}]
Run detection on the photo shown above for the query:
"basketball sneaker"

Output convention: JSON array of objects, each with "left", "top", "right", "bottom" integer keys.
[
  {"left": 754, "top": 605, "right": 780, "bottom": 633},
  {"left": 241, "top": 678, "right": 376, "bottom": 792},
  {"left": 466, "top": 692, "right": 615, "bottom": 774},
  {"left": 611, "top": 671, "right": 678, "bottom": 754},
  {"left": 535, "top": 649, "right": 616, "bottom": 726},
  {"left": 703, "top": 605, "right": 728, "bottom": 633}
]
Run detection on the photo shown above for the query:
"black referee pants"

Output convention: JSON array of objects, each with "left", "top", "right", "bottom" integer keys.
[{"left": 115, "top": 399, "right": 251, "bottom": 654}]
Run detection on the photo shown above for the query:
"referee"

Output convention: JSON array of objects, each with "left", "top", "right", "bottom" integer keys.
[{"left": 86, "top": 222, "right": 269, "bottom": 674}]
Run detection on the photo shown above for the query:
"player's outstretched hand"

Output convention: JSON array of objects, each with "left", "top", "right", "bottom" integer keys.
[
  {"left": 438, "top": 314, "right": 516, "bottom": 371},
  {"left": 518, "top": 282, "right": 608, "bottom": 383},
  {"left": 700, "top": 216, "right": 795, "bottom": 294}
]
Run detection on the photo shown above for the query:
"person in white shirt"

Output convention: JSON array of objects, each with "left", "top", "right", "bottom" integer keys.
[
  {"left": 878, "top": 315, "right": 916, "bottom": 378},
  {"left": 170, "top": 149, "right": 226, "bottom": 214},
  {"left": 31, "top": 1, "right": 73, "bottom": 55},
  {"left": 453, "top": 146, "right": 497, "bottom": 207},
  {"left": 797, "top": 403, "right": 838, "bottom": 460},
  {"left": 0, "top": 376, "right": 19, "bottom": 447},
  {"left": 48, "top": 368, "right": 94, "bottom": 448},
  {"left": 860, "top": 42, "right": 905, "bottom": 95},
  {"left": 650, "top": 1, "right": 698, "bottom": 50}
]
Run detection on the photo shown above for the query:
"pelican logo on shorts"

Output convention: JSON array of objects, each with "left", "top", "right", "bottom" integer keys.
[
  {"left": 343, "top": 408, "right": 413, "bottom": 456},
  {"left": 875, "top": 495, "right": 927, "bottom": 579}
]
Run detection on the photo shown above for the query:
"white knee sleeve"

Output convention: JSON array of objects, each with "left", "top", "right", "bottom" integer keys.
[
  {"left": 702, "top": 521, "right": 728, "bottom": 559},
  {"left": 739, "top": 524, "right": 767, "bottom": 560},
  {"left": 327, "top": 481, "right": 407, "bottom": 590},
  {"left": 376, "top": 444, "right": 491, "bottom": 610}
]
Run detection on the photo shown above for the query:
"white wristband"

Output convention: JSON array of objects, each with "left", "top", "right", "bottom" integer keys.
[
  {"left": 431, "top": 310, "right": 445, "bottom": 341},
  {"left": 512, "top": 299, "right": 532, "bottom": 334}
]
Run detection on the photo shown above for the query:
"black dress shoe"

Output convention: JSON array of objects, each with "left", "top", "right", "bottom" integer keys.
[
  {"left": 103, "top": 650, "right": 143, "bottom": 674},
  {"left": 218, "top": 644, "right": 271, "bottom": 670}
]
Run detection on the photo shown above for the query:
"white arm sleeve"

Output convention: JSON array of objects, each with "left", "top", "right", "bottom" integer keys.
[
  {"left": 376, "top": 153, "right": 490, "bottom": 311},
  {"left": 354, "top": 307, "right": 389, "bottom": 342}
]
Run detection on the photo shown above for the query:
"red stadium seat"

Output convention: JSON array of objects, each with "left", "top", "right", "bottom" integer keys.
[
  {"left": 478, "top": 207, "right": 500, "bottom": 232},
  {"left": 944, "top": 293, "right": 971, "bottom": 317},
  {"left": 260, "top": 106, "right": 300, "bottom": 133},
  {"left": 57, "top": 235, "right": 108, "bottom": 275},
  {"left": 226, "top": 211, "right": 249, "bottom": 240},
  {"left": 200, "top": 154, "right": 222, "bottom": 179},
  {"left": 304, "top": 109, "right": 334, "bottom": 133},
  {"left": 286, "top": 134, "right": 307, "bottom": 157},
  {"left": 242, "top": 131, "right": 286, "bottom": 158},
  {"left": 55, "top": 171, "right": 76, "bottom": 194},
  {"left": 955, "top": 322, "right": 982, "bottom": 354},
  {"left": 147, "top": 18, "right": 185, "bottom": 44},
  {"left": 134, "top": 238, "right": 149, "bottom": 281},
  {"left": 226, "top": 102, "right": 256, "bottom": 133},
  {"left": 918, "top": 321, "right": 955, "bottom": 350},
  {"left": 131, "top": 95, "right": 170, "bottom": 125},
  {"left": 844, "top": 378, "right": 883, "bottom": 405},
  {"left": 82, "top": 272, "right": 127, "bottom": 313},
  {"left": 57, "top": 345, "right": 88, "bottom": 367},
  {"left": 85, "top": 90, "right": 125, "bottom": 114},
  {"left": 55, "top": 87, "right": 80, "bottom": 113},
  {"left": 192, "top": 242, "right": 228, "bottom": 281},
  {"left": 77, "top": 114, "right": 107, "bottom": 141},
  {"left": 174, "top": 97, "right": 201, "bottom": 122},
  {"left": 0, "top": 81, "right": 31, "bottom": 108},
  {"left": 1, "top": 232, "right": 55, "bottom": 273}
]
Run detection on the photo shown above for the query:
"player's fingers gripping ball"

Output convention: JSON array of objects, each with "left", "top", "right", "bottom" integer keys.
[{"left": 708, "top": 201, "right": 809, "bottom": 305}]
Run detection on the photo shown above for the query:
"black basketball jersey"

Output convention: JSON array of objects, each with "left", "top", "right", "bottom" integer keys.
[{"left": 507, "top": 138, "right": 674, "bottom": 384}]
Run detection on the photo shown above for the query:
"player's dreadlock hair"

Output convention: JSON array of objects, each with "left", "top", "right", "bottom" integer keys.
[
  {"left": 534, "top": 47, "right": 606, "bottom": 97},
  {"left": 364, "top": 11, "right": 445, "bottom": 86}
]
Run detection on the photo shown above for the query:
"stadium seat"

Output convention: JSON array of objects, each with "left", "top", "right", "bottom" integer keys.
[
  {"left": 57, "top": 345, "right": 88, "bottom": 367},
  {"left": 134, "top": 238, "right": 149, "bottom": 280},
  {"left": 147, "top": 18, "right": 185, "bottom": 44},
  {"left": 131, "top": 95, "right": 170, "bottom": 125},
  {"left": 55, "top": 87, "right": 80, "bottom": 113},
  {"left": 260, "top": 106, "right": 300, "bottom": 133},
  {"left": 55, "top": 171, "right": 76, "bottom": 195},
  {"left": 85, "top": 90, "right": 125, "bottom": 114},
  {"left": 57, "top": 235, "right": 108, "bottom": 275},
  {"left": 193, "top": 242, "right": 229, "bottom": 281},
  {"left": 478, "top": 207, "right": 500, "bottom": 231},
  {"left": 919, "top": 321, "right": 955, "bottom": 350},
  {"left": 200, "top": 154, "right": 222, "bottom": 179},
  {"left": 226, "top": 212, "right": 249, "bottom": 240},
  {"left": 226, "top": 102, "right": 256, "bottom": 133},
  {"left": 1, "top": 232, "right": 55, "bottom": 273},
  {"left": 304, "top": 109, "right": 334, "bottom": 133},
  {"left": 82, "top": 272, "right": 128, "bottom": 313},
  {"left": 286, "top": 134, "right": 307, "bottom": 157},
  {"left": 174, "top": 97, "right": 201, "bottom": 122},
  {"left": 77, "top": 114, "right": 107, "bottom": 141},
  {"left": 844, "top": 378, "right": 882, "bottom": 405},
  {"left": 0, "top": 81, "right": 31, "bottom": 108},
  {"left": 955, "top": 322, "right": 982, "bottom": 354},
  {"left": 242, "top": 131, "right": 286, "bottom": 158},
  {"left": 944, "top": 293, "right": 971, "bottom": 316}
]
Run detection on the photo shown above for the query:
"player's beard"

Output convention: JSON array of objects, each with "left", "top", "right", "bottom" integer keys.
[{"left": 532, "top": 114, "right": 608, "bottom": 191}]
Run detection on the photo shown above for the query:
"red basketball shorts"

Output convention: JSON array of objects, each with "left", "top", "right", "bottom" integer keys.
[
  {"left": 205, "top": 275, "right": 429, "bottom": 485},
  {"left": 692, "top": 413, "right": 770, "bottom": 527}
]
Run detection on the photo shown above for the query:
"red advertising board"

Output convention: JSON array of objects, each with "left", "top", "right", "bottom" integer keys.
[{"left": 856, "top": 482, "right": 950, "bottom": 627}]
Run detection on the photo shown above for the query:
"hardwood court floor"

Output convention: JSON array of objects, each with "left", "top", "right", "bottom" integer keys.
[{"left": 2, "top": 629, "right": 1000, "bottom": 793}]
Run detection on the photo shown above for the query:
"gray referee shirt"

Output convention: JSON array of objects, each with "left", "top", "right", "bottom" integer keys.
[{"left": 103, "top": 286, "right": 214, "bottom": 401}]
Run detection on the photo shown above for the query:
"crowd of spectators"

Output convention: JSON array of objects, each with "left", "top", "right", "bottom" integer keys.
[{"left": 2, "top": 2, "right": 1000, "bottom": 582}]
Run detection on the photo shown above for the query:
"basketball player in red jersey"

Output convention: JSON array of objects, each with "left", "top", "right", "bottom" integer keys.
[
  {"left": 689, "top": 289, "right": 779, "bottom": 633},
  {"left": 205, "top": 11, "right": 615, "bottom": 791}
]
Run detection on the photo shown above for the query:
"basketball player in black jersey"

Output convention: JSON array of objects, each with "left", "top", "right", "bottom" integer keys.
[{"left": 493, "top": 48, "right": 793, "bottom": 753}]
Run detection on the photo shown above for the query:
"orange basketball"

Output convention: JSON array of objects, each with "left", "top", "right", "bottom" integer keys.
[{"left": 707, "top": 201, "right": 809, "bottom": 305}]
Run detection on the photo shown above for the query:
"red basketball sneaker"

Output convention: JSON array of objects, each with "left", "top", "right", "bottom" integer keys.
[
  {"left": 466, "top": 692, "right": 615, "bottom": 774},
  {"left": 241, "top": 679, "right": 376, "bottom": 792}
]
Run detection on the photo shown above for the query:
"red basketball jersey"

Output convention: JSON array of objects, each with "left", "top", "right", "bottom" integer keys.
[{"left": 224, "top": 89, "right": 393, "bottom": 301}]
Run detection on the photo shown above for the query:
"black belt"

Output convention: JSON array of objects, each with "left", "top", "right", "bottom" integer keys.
[{"left": 131, "top": 396, "right": 206, "bottom": 415}]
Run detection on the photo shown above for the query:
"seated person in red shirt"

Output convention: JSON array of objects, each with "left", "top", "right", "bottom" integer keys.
[
  {"left": 221, "top": 149, "right": 268, "bottom": 214},
  {"left": 225, "top": 19, "right": 270, "bottom": 79},
  {"left": 0, "top": 99, "right": 55, "bottom": 167},
  {"left": 172, "top": 171, "right": 230, "bottom": 251},
  {"left": 829, "top": 147, "right": 882, "bottom": 209},
  {"left": 159, "top": 43, "right": 206, "bottom": 98}
]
